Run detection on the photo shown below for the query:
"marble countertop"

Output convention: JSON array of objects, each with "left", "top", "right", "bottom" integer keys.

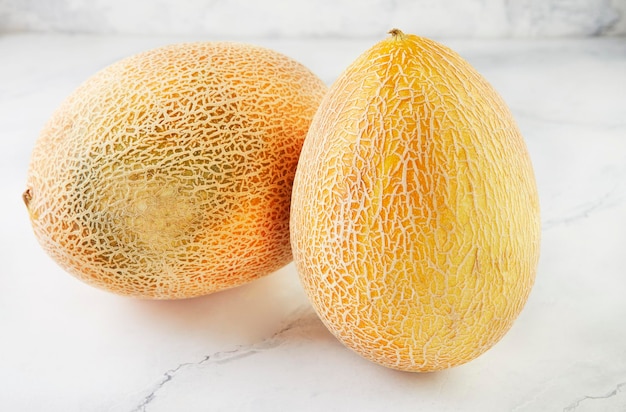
[{"left": 1, "top": 33, "right": 625, "bottom": 411}]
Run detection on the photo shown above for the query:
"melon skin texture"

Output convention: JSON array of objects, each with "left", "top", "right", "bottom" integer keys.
[
  {"left": 290, "top": 31, "right": 541, "bottom": 372},
  {"left": 24, "top": 42, "right": 327, "bottom": 299}
]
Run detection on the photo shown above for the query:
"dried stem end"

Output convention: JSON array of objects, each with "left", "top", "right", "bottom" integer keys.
[
  {"left": 23, "top": 188, "right": 32, "bottom": 209},
  {"left": 388, "top": 28, "right": 406, "bottom": 39}
]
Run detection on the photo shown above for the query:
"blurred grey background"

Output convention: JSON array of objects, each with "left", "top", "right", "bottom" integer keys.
[{"left": 1, "top": 0, "right": 625, "bottom": 38}]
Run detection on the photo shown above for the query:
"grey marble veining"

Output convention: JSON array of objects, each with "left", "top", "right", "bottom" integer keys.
[
  {"left": 0, "top": 0, "right": 625, "bottom": 38},
  {"left": 1, "top": 34, "right": 625, "bottom": 411}
]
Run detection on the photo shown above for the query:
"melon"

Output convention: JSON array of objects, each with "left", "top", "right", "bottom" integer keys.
[
  {"left": 290, "top": 29, "right": 541, "bottom": 371},
  {"left": 24, "top": 42, "right": 327, "bottom": 299}
]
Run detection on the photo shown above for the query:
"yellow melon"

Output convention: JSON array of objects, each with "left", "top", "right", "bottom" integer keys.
[
  {"left": 24, "top": 42, "right": 327, "bottom": 299},
  {"left": 290, "top": 29, "right": 541, "bottom": 371}
]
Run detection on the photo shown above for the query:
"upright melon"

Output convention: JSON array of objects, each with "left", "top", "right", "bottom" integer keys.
[
  {"left": 290, "top": 30, "right": 541, "bottom": 371},
  {"left": 24, "top": 42, "right": 327, "bottom": 299}
]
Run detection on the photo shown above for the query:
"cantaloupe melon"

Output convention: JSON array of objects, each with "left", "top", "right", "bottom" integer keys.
[
  {"left": 24, "top": 41, "right": 327, "bottom": 299},
  {"left": 290, "top": 29, "right": 541, "bottom": 371}
]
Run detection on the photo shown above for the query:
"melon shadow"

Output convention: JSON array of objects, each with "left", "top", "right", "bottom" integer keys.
[{"left": 125, "top": 263, "right": 321, "bottom": 345}]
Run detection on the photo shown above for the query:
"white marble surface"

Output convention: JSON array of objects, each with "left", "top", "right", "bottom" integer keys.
[
  {"left": 1, "top": 33, "right": 626, "bottom": 411},
  {"left": 1, "top": 0, "right": 626, "bottom": 38}
]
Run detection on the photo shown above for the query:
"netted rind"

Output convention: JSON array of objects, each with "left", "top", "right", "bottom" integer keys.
[
  {"left": 25, "top": 42, "right": 327, "bottom": 299},
  {"left": 290, "top": 33, "right": 540, "bottom": 371}
]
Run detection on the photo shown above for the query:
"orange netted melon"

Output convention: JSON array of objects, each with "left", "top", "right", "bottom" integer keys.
[
  {"left": 290, "top": 29, "right": 541, "bottom": 371},
  {"left": 24, "top": 41, "right": 327, "bottom": 299}
]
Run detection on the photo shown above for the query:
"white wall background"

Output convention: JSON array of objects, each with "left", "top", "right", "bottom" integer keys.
[{"left": 1, "top": 0, "right": 625, "bottom": 38}]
